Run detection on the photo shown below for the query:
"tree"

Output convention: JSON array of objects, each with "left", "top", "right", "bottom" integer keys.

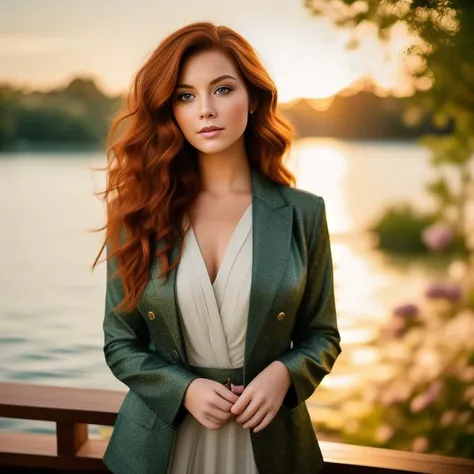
[
  {"left": 305, "top": 1, "right": 474, "bottom": 457},
  {"left": 306, "top": 0, "right": 474, "bottom": 251}
]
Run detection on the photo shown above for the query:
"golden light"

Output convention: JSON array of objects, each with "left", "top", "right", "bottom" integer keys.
[
  {"left": 250, "top": 17, "right": 360, "bottom": 103},
  {"left": 272, "top": 39, "right": 359, "bottom": 102},
  {"left": 254, "top": 15, "right": 419, "bottom": 104},
  {"left": 290, "top": 138, "right": 351, "bottom": 235}
]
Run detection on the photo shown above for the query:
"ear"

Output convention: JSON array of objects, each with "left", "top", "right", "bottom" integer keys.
[{"left": 249, "top": 97, "right": 259, "bottom": 114}]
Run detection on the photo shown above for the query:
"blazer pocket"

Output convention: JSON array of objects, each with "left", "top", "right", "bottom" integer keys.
[{"left": 119, "top": 390, "right": 158, "bottom": 431}]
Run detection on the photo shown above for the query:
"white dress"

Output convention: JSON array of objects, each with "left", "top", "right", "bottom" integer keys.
[{"left": 166, "top": 203, "right": 259, "bottom": 474}]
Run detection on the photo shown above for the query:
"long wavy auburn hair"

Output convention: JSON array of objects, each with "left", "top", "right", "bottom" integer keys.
[{"left": 92, "top": 21, "right": 297, "bottom": 314}]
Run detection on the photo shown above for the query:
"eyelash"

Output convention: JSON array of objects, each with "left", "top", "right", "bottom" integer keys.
[{"left": 175, "top": 86, "right": 232, "bottom": 102}]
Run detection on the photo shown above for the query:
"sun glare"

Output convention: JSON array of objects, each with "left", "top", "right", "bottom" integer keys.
[
  {"left": 258, "top": 17, "right": 416, "bottom": 104},
  {"left": 270, "top": 39, "right": 359, "bottom": 102},
  {"left": 1, "top": 9, "right": 416, "bottom": 104}
]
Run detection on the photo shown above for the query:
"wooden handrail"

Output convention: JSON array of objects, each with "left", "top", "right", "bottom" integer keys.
[
  {"left": 0, "top": 382, "right": 123, "bottom": 424},
  {"left": 0, "top": 381, "right": 473, "bottom": 473},
  {"left": 0, "top": 382, "right": 123, "bottom": 471},
  {"left": 321, "top": 441, "right": 474, "bottom": 473}
]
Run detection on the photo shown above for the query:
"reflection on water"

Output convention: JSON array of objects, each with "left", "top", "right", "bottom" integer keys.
[
  {"left": 290, "top": 139, "right": 352, "bottom": 234},
  {"left": 289, "top": 137, "right": 438, "bottom": 235},
  {"left": 0, "top": 140, "right": 453, "bottom": 439}
]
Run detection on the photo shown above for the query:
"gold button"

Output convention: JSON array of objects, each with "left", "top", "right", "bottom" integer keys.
[
  {"left": 277, "top": 312, "right": 285, "bottom": 321},
  {"left": 148, "top": 311, "right": 156, "bottom": 321}
]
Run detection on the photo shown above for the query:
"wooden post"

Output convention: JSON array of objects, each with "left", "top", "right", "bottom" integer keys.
[{"left": 56, "top": 421, "right": 88, "bottom": 456}]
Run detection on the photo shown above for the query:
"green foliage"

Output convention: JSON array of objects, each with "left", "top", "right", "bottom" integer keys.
[
  {"left": 16, "top": 107, "right": 96, "bottom": 142},
  {"left": 340, "top": 301, "right": 474, "bottom": 457},
  {"left": 307, "top": 1, "right": 474, "bottom": 242},
  {"left": 369, "top": 204, "right": 437, "bottom": 253},
  {"left": 0, "top": 78, "right": 123, "bottom": 151},
  {"left": 307, "top": 1, "right": 474, "bottom": 458},
  {"left": 0, "top": 88, "right": 21, "bottom": 148}
]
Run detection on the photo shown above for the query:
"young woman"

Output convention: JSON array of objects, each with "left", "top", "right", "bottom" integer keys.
[{"left": 93, "top": 21, "right": 341, "bottom": 474}]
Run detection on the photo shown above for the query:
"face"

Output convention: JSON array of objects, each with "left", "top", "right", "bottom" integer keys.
[{"left": 171, "top": 48, "right": 253, "bottom": 156}]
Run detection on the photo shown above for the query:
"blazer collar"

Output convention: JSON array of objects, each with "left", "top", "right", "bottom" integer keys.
[
  {"left": 145, "top": 166, "right": 294, "bottom": 370},
  {"left": 251, "top": 165, "right": 287, "bottom": 210}
]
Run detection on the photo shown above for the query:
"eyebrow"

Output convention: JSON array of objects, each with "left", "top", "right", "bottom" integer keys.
[{"left": 175, "top": 74, "right": 237, "bottom": 90}]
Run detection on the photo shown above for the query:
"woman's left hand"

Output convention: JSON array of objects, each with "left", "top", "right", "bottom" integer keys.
[{"left": 230, "top": 361, "right": 292, "bottom": 433}]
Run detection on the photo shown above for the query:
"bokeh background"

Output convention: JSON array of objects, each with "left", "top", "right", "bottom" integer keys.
[{"left": 1, "top": 0, "right": 473, "bottom": 459}]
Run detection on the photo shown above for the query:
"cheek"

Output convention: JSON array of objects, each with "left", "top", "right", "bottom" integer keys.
[
  {"left": 173, "top": 107, "right": 191, "bottom": 134},
  {"left": 225, "top": 100, "right": 248, "bottom": 125}
]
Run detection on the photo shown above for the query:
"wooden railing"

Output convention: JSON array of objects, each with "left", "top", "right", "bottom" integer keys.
[{"left": 0, "top": 381, "right": 473, "bottom": 473}]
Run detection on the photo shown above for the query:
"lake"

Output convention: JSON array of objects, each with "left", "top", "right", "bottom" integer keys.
[{"left": 0, "top": 138, "right": 450, "bottom": 437}]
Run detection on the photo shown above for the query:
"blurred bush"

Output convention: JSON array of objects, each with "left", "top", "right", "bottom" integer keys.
[{"left": 0, "top": 78, "right": 123, "bottom": 151}]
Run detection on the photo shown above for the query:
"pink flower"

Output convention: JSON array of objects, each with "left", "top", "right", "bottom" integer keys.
[
  {"left": 392, "top": 303, "right": 419, "bottom": 318},
  {"left": 411, "top": 394, "right": 428, "bottom": 413},
  {"left": 388, "top": 303, "right": 420, "bottom": 339},
  {"left": 464, "top": 386, "right": 474, "bottom": 403},
  {"left": 376, "top": 425, "right": 394, "bottom": 443},
  {"left": 412, "top": 436, "right": 429, "bottom": 453},
  {"left": 426, "top": 380, "right": 442, "bottom": 402},
  {"left": 459, "top": 366, "right": 474, "bottom": 382},
  {"left": 422, "top": 223, "right": 454, "bottom": 251},
  {"left": 425, "top": 282, "right": 462, "bottom": 302},
  {"left": 386, "top": 315, "right": 406, "bottom": 339},
  {"left": 410, "top": 381, "right": 442, "bottom": 413},
  {"left": 440, "top": 411, "right": 456, "bottom": 427}
]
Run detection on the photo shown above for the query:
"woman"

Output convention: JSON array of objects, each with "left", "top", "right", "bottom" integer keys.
[{"left": 93, "top": 21, "right": 341, "bottom": 474}]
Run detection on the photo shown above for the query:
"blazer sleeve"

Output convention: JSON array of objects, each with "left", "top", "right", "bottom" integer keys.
[
  {"left": 276, "top": 196, "right": 342, "bottom": 409},
  {"left": 102, "top": 245, "right": 199, "bottom": 428}
]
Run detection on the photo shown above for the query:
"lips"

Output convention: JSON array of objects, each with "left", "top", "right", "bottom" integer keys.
[{"left": 199, "top": 126, "right": 223, "bottom": 133}]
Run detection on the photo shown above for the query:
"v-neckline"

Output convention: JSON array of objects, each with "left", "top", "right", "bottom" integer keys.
[{"left": 189, "top": 203, "right": 252, "bottom": 287}]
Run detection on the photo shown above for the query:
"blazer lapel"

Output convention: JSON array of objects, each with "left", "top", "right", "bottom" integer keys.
[
  {"left": 244, "top": 168, "right": 293, "bottom": 366},
  {"left": 145, "top": 241, "right": 186, "bottom": 362},
  {"left": 145, "top": 167, "right": 293, "bottom": 369}
]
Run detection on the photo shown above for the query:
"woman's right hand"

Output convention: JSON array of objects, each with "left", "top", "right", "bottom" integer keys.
[{"left": 184, "top": 378, "right": 241, "bottom": 430}]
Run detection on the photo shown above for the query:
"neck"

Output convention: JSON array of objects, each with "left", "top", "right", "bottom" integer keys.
[{"left": 196, "top": 141, "right": 251, "bottom": 197}]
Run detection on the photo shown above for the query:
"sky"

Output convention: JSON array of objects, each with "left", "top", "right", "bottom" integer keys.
[{"left": 0, "top": 0, "right": 414, "bottom": 102}]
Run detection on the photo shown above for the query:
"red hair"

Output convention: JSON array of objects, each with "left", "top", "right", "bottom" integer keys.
[{"left": 92, "top": 21, "right": 296, "bottom": 313}]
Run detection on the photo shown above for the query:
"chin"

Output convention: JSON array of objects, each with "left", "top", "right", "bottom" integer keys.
[{"left": 193, "top": 142, "right": 236, "bottom": 155}]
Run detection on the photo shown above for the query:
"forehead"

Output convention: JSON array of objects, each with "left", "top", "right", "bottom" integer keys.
[{"left": 177, "top": 49, "right": 241, "bottom": 82}]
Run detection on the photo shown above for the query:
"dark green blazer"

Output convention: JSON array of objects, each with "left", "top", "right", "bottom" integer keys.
[{"left": 102, "top": 167, "right": 342, "bottom": 474}]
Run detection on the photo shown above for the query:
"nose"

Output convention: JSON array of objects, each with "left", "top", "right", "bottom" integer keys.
[{"left": 200, "top": 99, "right": 216, "bottom": 119}]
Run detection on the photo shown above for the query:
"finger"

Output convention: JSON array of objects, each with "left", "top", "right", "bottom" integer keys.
[
  {"left": 243, "top": 410, "right": 266, "bottom": 429},
  {"left": 204, "top": 413, "right": 223, "bottom": 425},
  {"left": 205, "top": 409, "right": 230, "bottom": 423},
  {"left": 204, "top": 414, "right": 226, "bottom": 429},
  {"left": 211, "top": 393, "right": 235, "bottom": 413},
  {"left": 230, "top": 393, "right": 251, "bottom": 415},
  {"left": 214, "top": 384, "right": 240, "bottom": 404},
  {"left": 236, "top": 400, "right": 260, "bottom": 424},
  {"left": 253, "top": 412, "right": 274, "bottom": 433}
]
